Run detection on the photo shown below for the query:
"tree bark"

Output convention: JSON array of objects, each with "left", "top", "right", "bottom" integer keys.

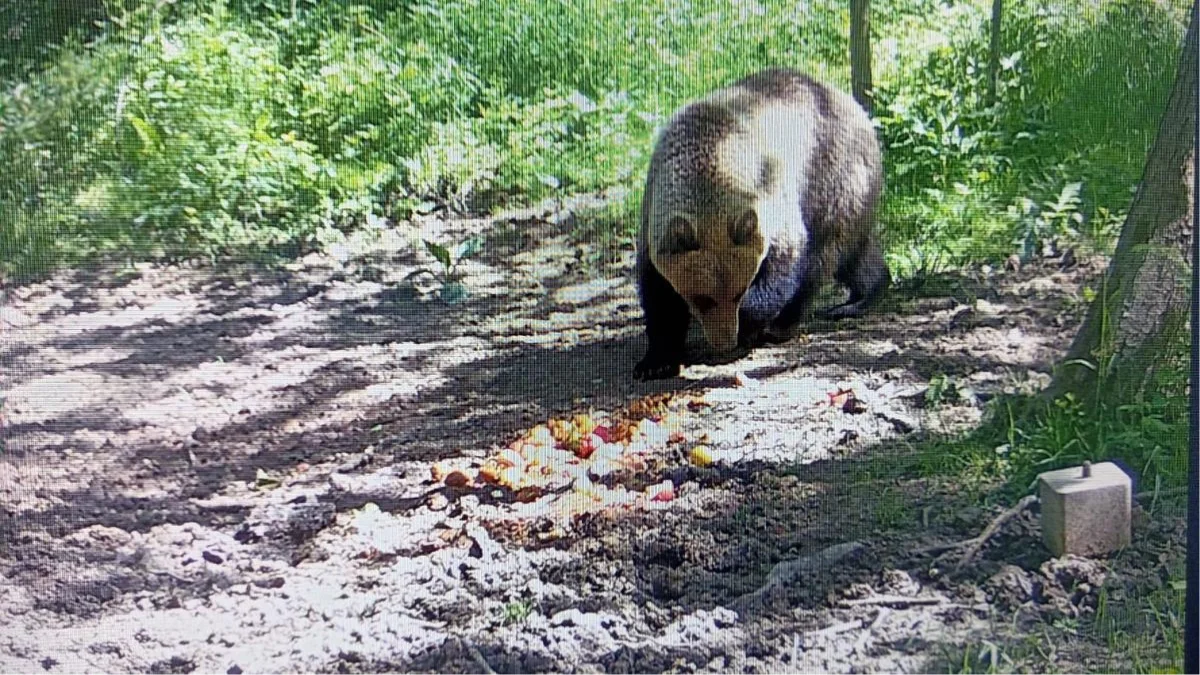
[
  {"left": 986, "top": 0, "right": 1002, "bottom": 106},
  {"left": 850, "top": 0, "right": 873, "bottom": 115},
  {"left": 1048, "top": 2, "right": 1196, "bottom": 403}
]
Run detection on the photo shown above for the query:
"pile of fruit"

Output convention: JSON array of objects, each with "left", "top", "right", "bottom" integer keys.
[{"left": 432, "top": 393, "right": 713, "bottom": 512}]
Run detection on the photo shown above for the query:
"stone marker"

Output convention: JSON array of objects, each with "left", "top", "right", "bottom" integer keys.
[{"left": 1038, "top": 461, "right": 1132, "bottom": 557}]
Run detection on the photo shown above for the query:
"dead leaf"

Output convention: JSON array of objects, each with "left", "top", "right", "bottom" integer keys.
[{"left": 254, "top": 468, "right": 281, "bottom": 489}]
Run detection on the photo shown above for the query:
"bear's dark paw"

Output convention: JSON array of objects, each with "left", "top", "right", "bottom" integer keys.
[
  {"left": 737, "top": 328, "right": 765, "bottom": 349},
  {"left": 633, "top": 354, "right": 682, "bottom": 381},
  {"left": 816, "top": 302, "right": 868, "bottom": 321},
  {"left": 758, "top": 324, "right": 799, "bottom": 344}
]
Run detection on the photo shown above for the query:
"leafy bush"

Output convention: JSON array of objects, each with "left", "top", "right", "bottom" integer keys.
[
  {"left": 0, "top": 0, "right": 1187, "bottom": 281},
  {"left": 872, "top": 0, "right": 1183, "bottom": 274}
]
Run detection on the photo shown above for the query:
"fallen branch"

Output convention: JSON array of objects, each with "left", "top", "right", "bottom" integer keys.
[
  {"left": 955, "top": 495, "right": 1039, "bottom": 570},
  {"left": 838, "top": 595, "right": 945, "bottom": 608},
  {"left": 913, "top": 484, "right": 1183, "bottom": 569},
  {"left": 913, "top": 496, "right": 1039, "bottom": 569}
]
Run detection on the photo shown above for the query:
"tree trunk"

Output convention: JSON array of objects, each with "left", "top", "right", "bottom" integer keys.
[
  {"left": 986, "top": 0, "right": 1002, "bottom": 106},
  {"left": 1048, "top": 2, "right": 1196, "bottom": 403},
  {"left": 850, "top": 0, "right": 873, "bottom": 115}
]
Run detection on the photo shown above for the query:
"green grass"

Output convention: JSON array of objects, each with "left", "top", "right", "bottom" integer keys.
[
  {"left": 895, "top": 322, "right": 1189, "bottom": 674},
  {"left": 0, "top": 0, "right": 1188, "bottom": 282},
  {"left": 902, "top": 369, "right": 1189, "bottom": 504},
  {"left": 1091, "top": 569, "right": 1188, "bottom": 673}
]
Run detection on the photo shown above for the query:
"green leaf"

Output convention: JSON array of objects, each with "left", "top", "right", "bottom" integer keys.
[
  {"left": 253, "top": 111, "right": 272, "bottom": 143},
  {"left": 128, "top": 115, "right": 159, "bottom": 151},
  {"left": 423, "top": 240, "right": 452, "bottom": 270},
  {"left": 440, "top": 281, "right": 468, "bottom": 304},
  {"left": 454, "top": 235, "right": 484, "bottom": 261}
]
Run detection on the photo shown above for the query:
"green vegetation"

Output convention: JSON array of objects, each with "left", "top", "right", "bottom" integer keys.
[
  {"left": 0, "top": 1, "right": 1190, "bottom": 668},
  {"left": 0, "top": 0, "right": 1188, "bottom": 281},
  {"left": 405, "top": 235, "right": 485, "bottom": 303},
  {"left": 914, "top": 373, "right": 1191, "bottom": 500}
]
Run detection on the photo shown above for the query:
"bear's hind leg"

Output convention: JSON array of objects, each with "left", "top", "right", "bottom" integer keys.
[{"left": 818, "top": 238, "right": 890, "bottom": 320}]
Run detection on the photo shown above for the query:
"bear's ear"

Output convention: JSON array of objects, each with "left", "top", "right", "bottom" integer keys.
[
  {"left": 662, "top": 215, "right": 700, "bottom": 255},
  {"left": 730, "top": 209, "right": 759, "bottom": 246}
]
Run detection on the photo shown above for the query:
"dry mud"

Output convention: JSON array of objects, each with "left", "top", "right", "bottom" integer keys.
[{"left": 0, "top": 195, "right": 1184, "bottom": 673}]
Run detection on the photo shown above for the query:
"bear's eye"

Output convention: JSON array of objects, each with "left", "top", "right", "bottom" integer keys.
[{"left": 692, "top": 295, "right": 717, "bottom": 313}]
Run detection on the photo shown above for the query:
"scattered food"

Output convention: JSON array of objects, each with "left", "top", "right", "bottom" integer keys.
[
  {"left": 648, "top": 480, "right": 676, "bottom": 503},
  {"left": 842, "top": 394, "right": 868, "bottom": 415},
  {"left": 689, "top": 445, "right": 714, "bottom": 467},
  {"left": 467, "top": 393, "right": 699, "bottom": 522}
]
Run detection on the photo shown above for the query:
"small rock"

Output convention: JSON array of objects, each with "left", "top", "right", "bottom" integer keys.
[{"left": 202, "top": 551, "right": 224, "bottom": 565}]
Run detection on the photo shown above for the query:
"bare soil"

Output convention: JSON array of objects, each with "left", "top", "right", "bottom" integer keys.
[{"left": 0, "top": 194, "right": 1186, "bottom": 673}]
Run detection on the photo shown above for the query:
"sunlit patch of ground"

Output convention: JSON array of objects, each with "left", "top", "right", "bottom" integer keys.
[{"left": 3, "top": 194, "right": 1176, "bottom": 674}]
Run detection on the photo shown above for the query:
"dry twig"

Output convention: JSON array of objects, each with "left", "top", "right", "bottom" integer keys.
[
  {"left": 838, "top": 594, "right": 945, "bottom": 608},
  {"left": 954, "top": 495, "right": 1039, "bottom": 570},
  {"left": 913, "top": 483, "right": 1185, "bottom": 570},
  {"left": 913, "top": 495, "right": 1038, "bottom": 569}
]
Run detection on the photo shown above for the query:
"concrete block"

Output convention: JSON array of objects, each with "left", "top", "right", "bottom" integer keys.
[{"left": 1038, "top": 461, "right": 1132, "bottom": 557}]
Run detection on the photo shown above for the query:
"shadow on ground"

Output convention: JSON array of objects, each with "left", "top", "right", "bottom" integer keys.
[{"left": 0, "top": 208, "right": 1115, "bottom": 672}]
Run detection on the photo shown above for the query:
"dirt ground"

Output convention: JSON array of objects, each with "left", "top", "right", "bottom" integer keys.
[{"left": 0, "top": 194, "right": 1187, "bottom": 673}]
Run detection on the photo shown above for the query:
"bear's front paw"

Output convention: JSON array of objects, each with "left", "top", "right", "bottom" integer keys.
[
  {"left": 816, "top": 302, "right": 867, "bottom": 321},
  {"left": 759, "top": 323, "right": 800, "bottom": 344},
  {"left": 737, "top": 328, "right": 764, "bottom": 349},
  {"left": 633, "top": 353, "right": 682, "bottom": 381}
]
